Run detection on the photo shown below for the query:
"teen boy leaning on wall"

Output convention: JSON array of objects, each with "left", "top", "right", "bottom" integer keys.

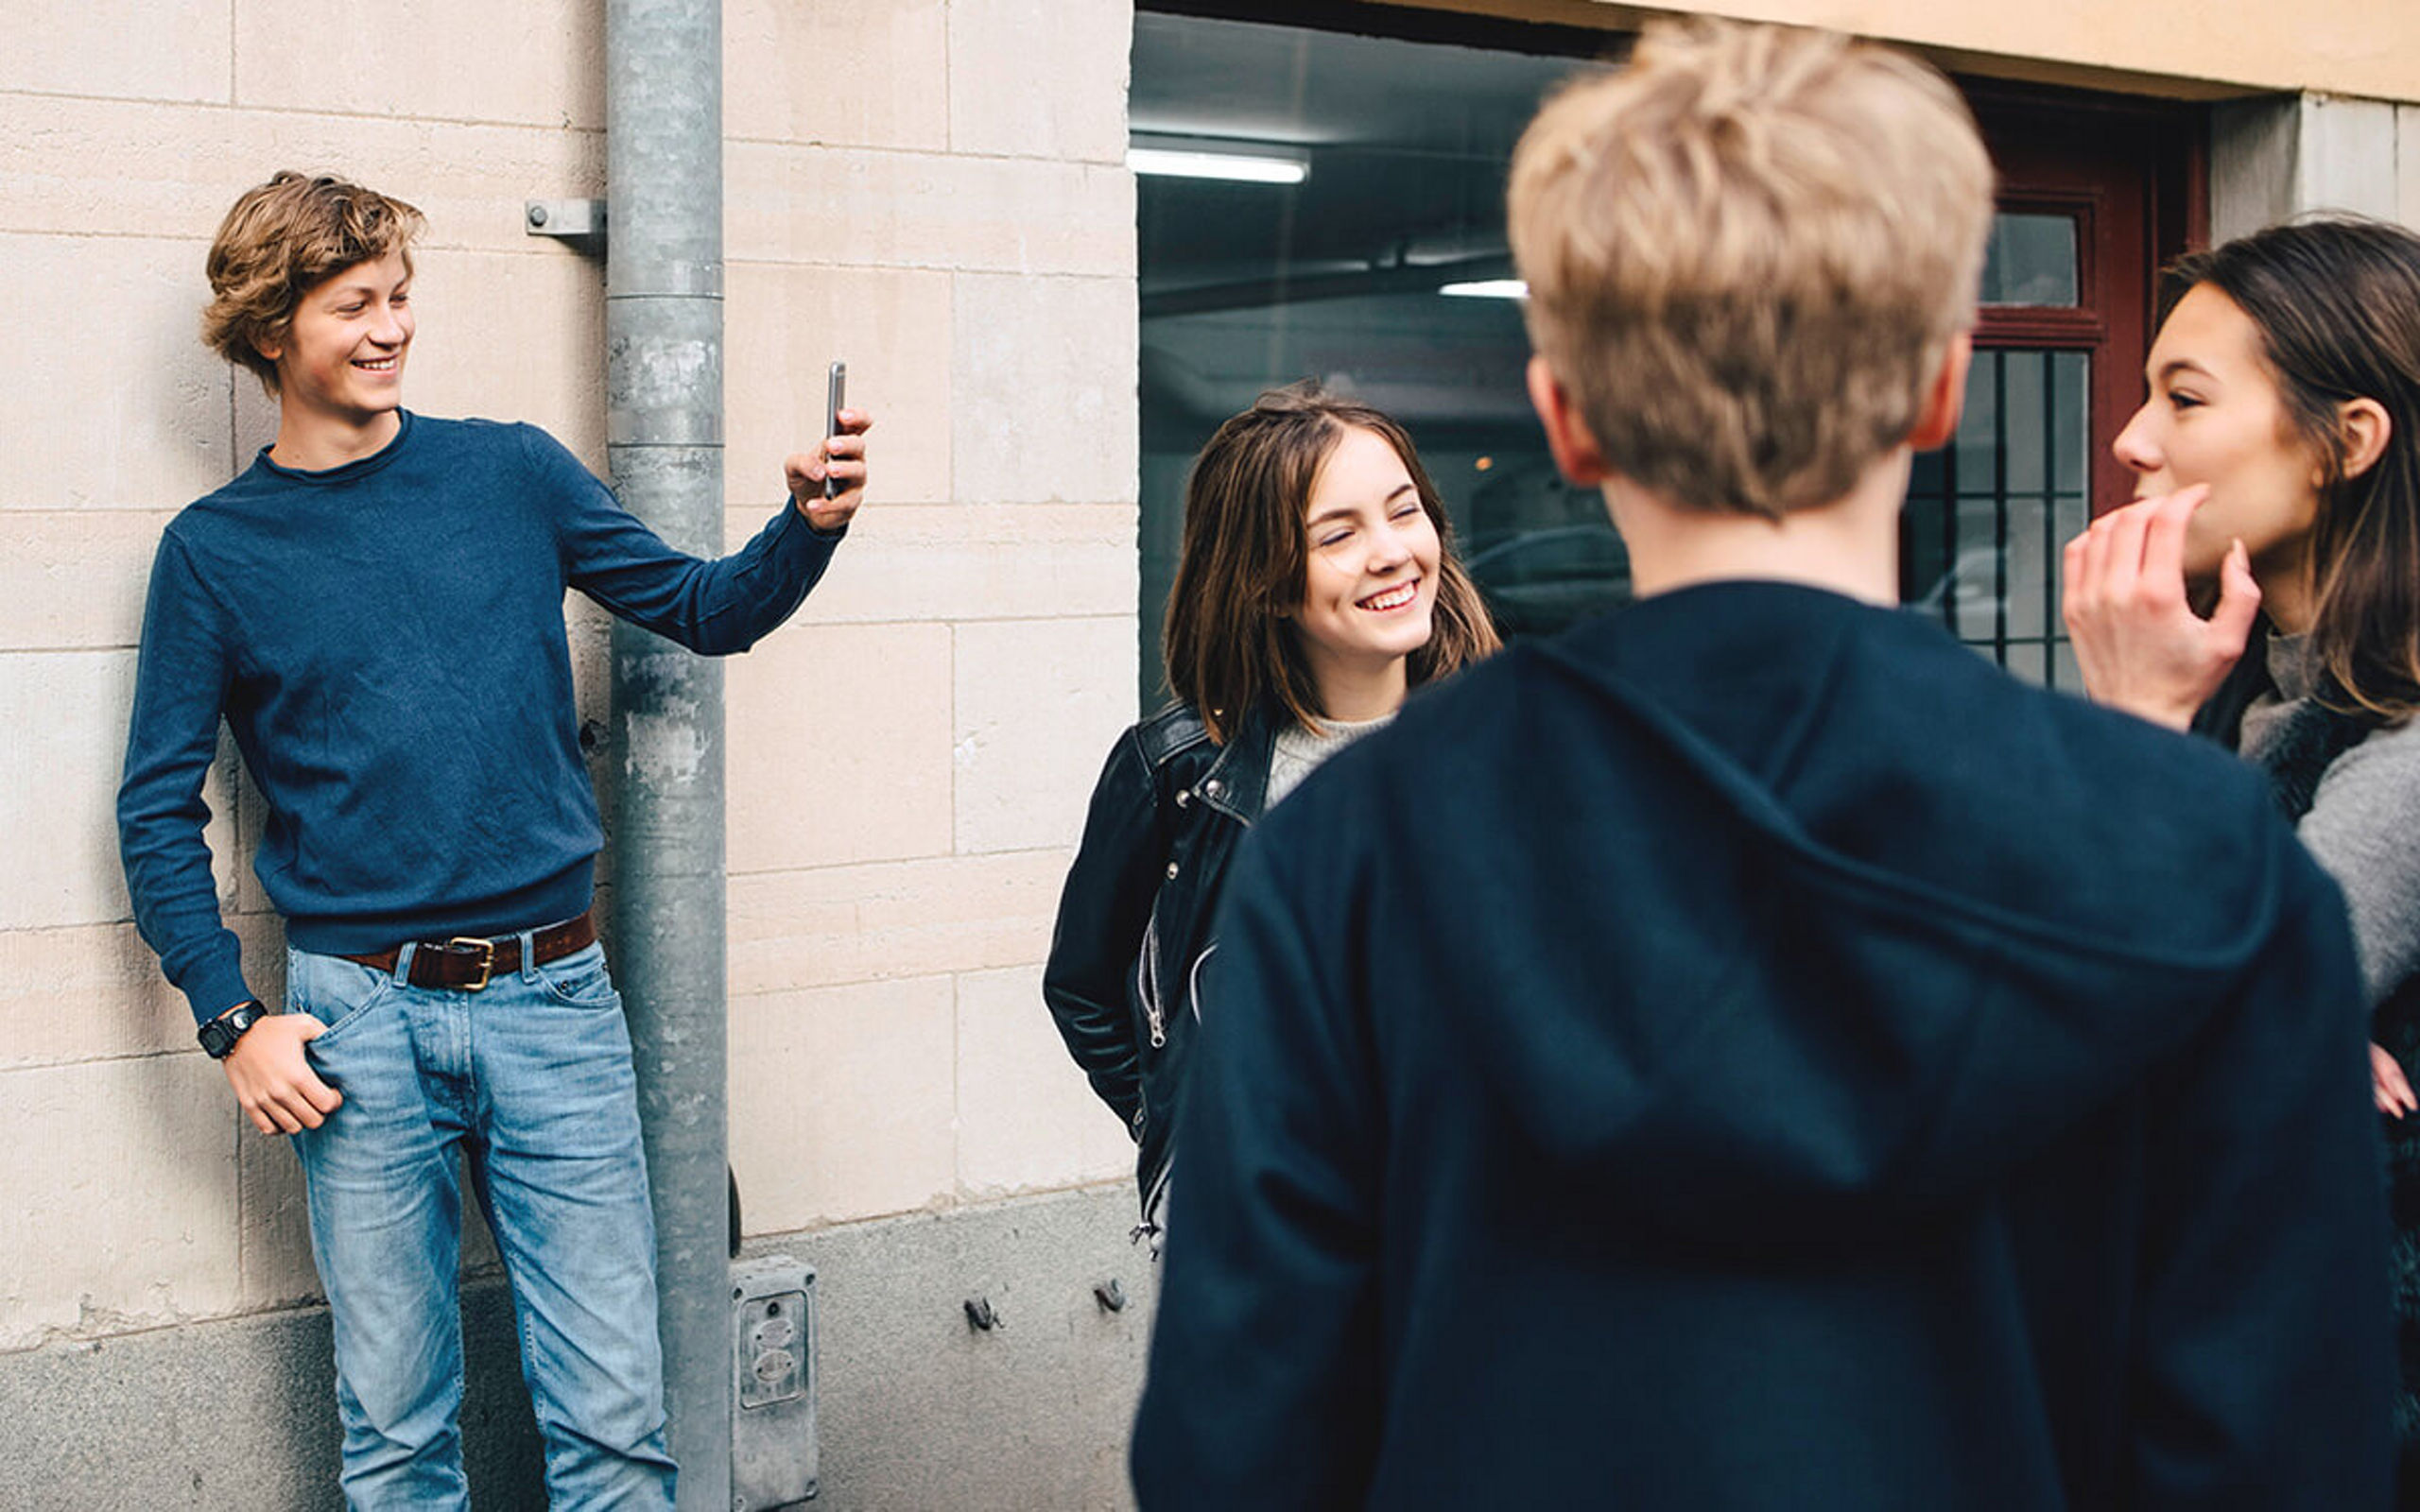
[
  {"left": 116, "top": 171, "right": 870, "bottom": 1509},
  {"left": 1132, "top": 21, "right": 2394, "bottom": 1510}
]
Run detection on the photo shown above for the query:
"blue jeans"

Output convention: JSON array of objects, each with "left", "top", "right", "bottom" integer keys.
[{"left": 287, "top": 936, "right": 678, "bottom": 1510}]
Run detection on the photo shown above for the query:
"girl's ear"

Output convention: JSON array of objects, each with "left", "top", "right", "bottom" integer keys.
[{"left": 2339, "top": 397, "right": 2394, "bottom": 482}]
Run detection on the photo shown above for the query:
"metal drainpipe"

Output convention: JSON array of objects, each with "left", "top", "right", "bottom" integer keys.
[{"left": 604, "top": 0, "right": 730, "bottom": 1506}]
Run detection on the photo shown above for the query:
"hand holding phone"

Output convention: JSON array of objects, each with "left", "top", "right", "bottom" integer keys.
[
  {"left": 786, "top": 362, "right": 865, "bottom": 531},
  {"left": 824, "top": 361, "right": 847, "bottom": 501}
]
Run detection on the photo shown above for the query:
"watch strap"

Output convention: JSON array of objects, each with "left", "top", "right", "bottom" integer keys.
[{"left": 198, "top": 1001, "right": 267, "bottom": 1059}]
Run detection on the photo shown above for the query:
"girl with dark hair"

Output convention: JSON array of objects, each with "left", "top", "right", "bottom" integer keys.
[
  {"left": 2064, "top": 213, "right": 2420, "bottom": 1484},
  {"left": 1043, "top": 385, "right": 1499, "bottom": 1252}
]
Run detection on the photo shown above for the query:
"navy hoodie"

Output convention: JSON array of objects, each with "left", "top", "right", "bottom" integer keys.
[{"left": 1132, "top": 581, "right": 2394, "bottom": 1510}]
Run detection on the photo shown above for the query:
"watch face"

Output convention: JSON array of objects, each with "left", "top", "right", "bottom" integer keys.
[{"left": 200, "top": 1005, "right": 258, "bottom": 1057}]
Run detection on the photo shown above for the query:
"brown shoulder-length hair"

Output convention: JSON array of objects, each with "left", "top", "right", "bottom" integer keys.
[
  {"left": 1161, "top": 385, "right": 1500, "bottom": 743},
  {"left": 2167, "top": 216, "right": 2420, "bottom": 722}
]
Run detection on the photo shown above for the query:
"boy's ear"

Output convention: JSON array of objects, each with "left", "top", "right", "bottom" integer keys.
[
  {"left": 1526, "top": 355, "right": 1609, "bottom": 486},
  {"left": 1907, "top": 333, "right": 1973, "bottom": 452}
]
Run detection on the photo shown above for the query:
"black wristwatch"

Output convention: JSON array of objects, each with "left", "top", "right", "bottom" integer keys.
[{"left": 198, "top": 1001, "right": 268, "bottom": 1059}]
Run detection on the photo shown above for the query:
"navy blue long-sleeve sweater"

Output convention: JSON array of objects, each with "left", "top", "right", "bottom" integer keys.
[{"left": 118, "top": 412, "right": 841, "bottom": 1022}]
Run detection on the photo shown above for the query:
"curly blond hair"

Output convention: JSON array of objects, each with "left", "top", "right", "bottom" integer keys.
[{"left": 202, "top": 172, "right": 424, "bottom": 392}]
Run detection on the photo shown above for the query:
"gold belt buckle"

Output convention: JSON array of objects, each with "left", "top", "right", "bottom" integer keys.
[{"left": 443, "top": 936, "right": 496, "bottom": 992}]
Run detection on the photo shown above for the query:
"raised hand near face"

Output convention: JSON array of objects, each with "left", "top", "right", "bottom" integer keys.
[{"left": 2061, "top": 484, "right": 2262, "bottom": 731}]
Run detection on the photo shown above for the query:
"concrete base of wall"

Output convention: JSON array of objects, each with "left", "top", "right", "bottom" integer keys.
[
  {"left": 752, "top": 1183, "right": 1159, "bottom": 1510},
  {"left": 2, "top": 1184, "right": 1156, "bottom": 1510},
  {"left": 4, "top": 1282, "right": 546, "bottom": 1510}
]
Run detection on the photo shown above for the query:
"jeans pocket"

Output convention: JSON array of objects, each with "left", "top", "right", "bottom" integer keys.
[
  {"left": 539, "top": 942, "right": 620, "bottom": 1008},
  {"left": 286, "top": 947, "right": 396, "bottom": 1048}
]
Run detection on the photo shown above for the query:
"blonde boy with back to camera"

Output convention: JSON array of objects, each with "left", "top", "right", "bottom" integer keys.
[{"left": 1131, "top": 21, "right": 2393, "bottom": 1509}]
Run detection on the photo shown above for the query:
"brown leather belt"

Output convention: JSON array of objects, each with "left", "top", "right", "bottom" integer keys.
[{"left": 340, "top": 911, "right": 597, "bottom": 993}]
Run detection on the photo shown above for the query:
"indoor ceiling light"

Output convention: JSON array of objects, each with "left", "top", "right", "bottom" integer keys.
[
  {"left": 1438, "top": 279, "right": 1528, "bottom": 300},
  {"left": 1128, "top": 134, "right": 1310, "bottom": 185}
]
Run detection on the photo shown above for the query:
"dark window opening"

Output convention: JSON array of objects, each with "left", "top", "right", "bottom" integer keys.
[{"left": 1135, "top": 5, "right": 2204, "bottom": 706}]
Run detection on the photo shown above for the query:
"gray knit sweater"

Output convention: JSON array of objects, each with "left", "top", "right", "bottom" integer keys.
[
  {"left": 1267, "top": 712, "right": 1396, "bottom": 809},
  {"left": 2242, "top": 633, "right": 2420, "bottom": 1005}
]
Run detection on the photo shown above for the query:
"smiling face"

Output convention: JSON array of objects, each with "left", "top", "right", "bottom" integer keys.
[
  {"left": 260, "top": 249, "right": 414, "bottom": 447},
  {"left": 1288, "top": 425, "right": 1443, "bottom": 719},
  {"left": 2114, "top": 282, "right": 2325, "bottom": 591}
]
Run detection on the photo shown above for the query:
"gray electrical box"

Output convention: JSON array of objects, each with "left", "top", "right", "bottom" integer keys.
[{"left": 733, "top": 1257, "right": 819, "bottom": 1508}]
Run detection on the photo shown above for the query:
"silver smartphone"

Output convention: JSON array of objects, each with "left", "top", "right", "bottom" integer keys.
[{"left": 824, "top": 360, "right": 847, "bottom": 500}]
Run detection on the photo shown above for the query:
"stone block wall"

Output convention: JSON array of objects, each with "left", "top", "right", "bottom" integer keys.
[{"left": 0, "top": 0, "right": 1139, "bottom": 1420}]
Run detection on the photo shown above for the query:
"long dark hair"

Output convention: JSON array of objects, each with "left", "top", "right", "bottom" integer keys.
[
  {"left": 1161, "top": 386, "right": 1501, "bottom": 743},
  {"left": 2166, "top": 216, "right": 2420, "bottom": 721}
]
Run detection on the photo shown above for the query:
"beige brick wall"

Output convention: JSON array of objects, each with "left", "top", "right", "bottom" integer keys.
[
  {"left": 1449, "top": 0, "right": 2420, "bottom": 103},
  {"left": 0, "top": 0, "right": 1137, "bottom": 1353},
  {"left": 717, "top": 0, "right": 1143, "bottom": 1231}
]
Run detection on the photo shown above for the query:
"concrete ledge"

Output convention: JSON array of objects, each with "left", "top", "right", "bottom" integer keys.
[
  {"left": 765, "top": 1183, "right": 1157, "bottom": 1510},
  {"left": 1, "top": 1282, "right": 543, "bottom": 1511},
  {"left": 2, "top": 1184, "right": 1153, "bottom": 1510}
]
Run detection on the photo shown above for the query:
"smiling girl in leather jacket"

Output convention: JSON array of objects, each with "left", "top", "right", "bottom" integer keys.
[{"left": 1042, "top": 386, "right": 1499, "bottom": 1252}]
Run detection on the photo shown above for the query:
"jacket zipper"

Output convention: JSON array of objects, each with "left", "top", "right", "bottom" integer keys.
[
  {"left": 1187, "top": 944, "right": 1217, "bottom": 1022},
  {"left": 1138, "top": 1157, "right": 1174, "bottom": 1246},
  {"left": 1139, "top": 915, "right": 1167, "bottom": 1049}
]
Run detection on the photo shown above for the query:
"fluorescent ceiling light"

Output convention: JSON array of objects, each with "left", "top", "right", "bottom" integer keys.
[
  {"left": 1438, "top": 279, "right": 1528, "bottom": 300},
  {"left": 1128, "top": 137, "right": 1309, "bottom": 185}
]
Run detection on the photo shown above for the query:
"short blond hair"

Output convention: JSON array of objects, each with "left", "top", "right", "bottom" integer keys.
[
  {"left": 202, "top": 171, "right": 424, "bottom": 393},
  {"left": 1508, "top": 20, "right": 1992, "bottom": 518}
]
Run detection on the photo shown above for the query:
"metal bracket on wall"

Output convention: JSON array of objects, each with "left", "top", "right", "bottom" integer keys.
[
  {"left": 734, "top": 1257, "right": 819, "bottom": 1508},
  {"left": 524, "top": 198, "right": 607, "bottom": 248}
]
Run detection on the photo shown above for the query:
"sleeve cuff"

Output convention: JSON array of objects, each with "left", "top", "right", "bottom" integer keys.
[{"left": 181, "top": 954, "right": 259, "bottom": 1029}]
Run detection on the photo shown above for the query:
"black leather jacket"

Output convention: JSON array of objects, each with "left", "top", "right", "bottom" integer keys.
[{"left": 1043, "top": 700, "right": 1276, "bottom": 1222}]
